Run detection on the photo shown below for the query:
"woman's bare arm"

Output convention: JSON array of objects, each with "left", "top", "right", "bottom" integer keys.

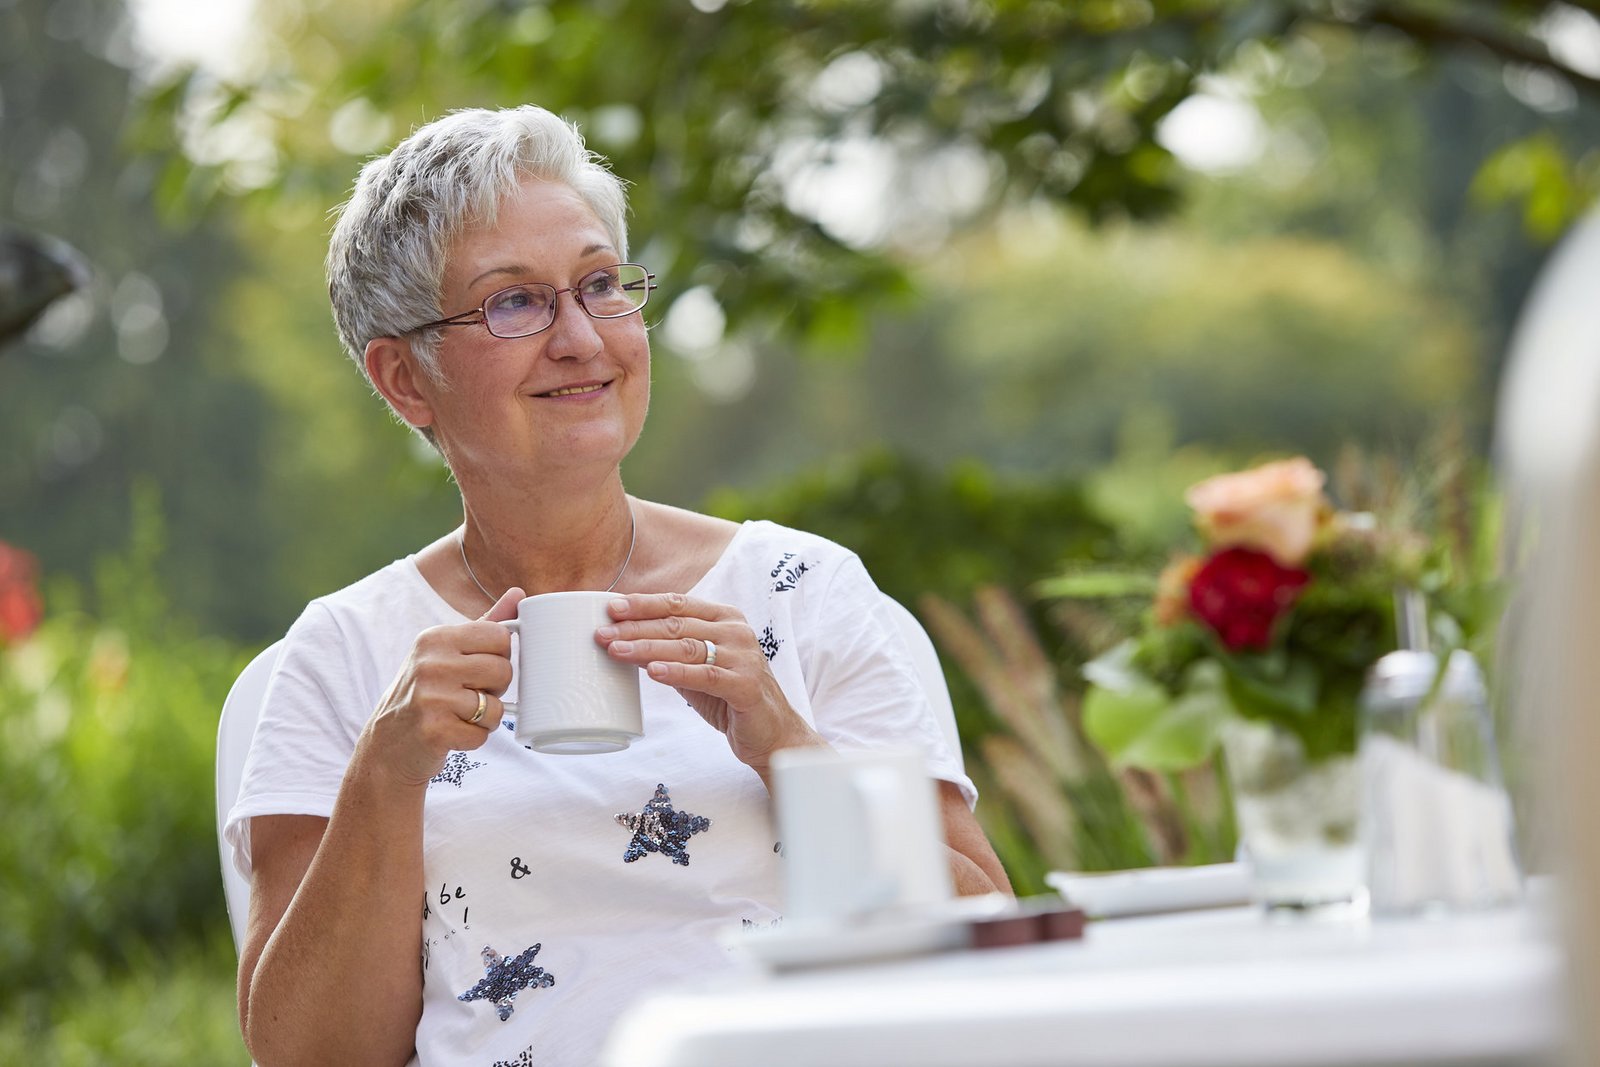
[
  {"left": 239, "top": 758, "right": 427, "bottom": 1067},
  {"left": 938, "top": 781, "right": 1013, "bottom": 896}
]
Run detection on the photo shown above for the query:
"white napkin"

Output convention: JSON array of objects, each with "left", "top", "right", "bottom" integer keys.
[{"left": 1044, "top": 863, "right": 1251, "bottom": 918}]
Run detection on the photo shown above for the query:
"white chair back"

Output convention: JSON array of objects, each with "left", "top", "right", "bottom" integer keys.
[
  {"left": 214, "top": 597, "right": 961, "bottom": 953},
  {"left": 215, "top": 639, "right": 282, "bottom": 951}
]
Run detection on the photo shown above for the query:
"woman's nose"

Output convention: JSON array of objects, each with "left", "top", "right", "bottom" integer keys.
[{"left": 540, "top": 290, "right": 604, "bottom": 360}]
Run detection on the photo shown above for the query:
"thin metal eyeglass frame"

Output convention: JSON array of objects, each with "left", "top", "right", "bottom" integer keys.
[{"left": 407, "top": 263, "right": 657, "bottom": 339}]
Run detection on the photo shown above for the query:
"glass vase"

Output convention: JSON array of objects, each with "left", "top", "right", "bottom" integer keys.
[{"left": 1222, "top": 717, "right": 1363, "bottom": 912}]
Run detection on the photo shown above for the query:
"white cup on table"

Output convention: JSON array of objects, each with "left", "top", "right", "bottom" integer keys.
[{"left": 771, "top": 746, "right": 953, "bottom": 927}]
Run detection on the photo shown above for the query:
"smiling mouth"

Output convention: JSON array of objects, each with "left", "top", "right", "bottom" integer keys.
[{"left": 538, "top": 382, "right": 609, "bottom": 398}]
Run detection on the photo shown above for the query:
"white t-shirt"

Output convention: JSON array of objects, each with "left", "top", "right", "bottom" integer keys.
[{"left": 226, "top": 519, "right": 973, "bottom": 1067}]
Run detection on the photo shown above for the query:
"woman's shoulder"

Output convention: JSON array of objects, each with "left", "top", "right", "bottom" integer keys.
[
  {"left": 633, "top": 501, "right": 861, "bottom": 595},
  {"left": 641, "top": 500, "right": 742, "bottom": 543},
  {"left": 649, "top": 502, "right": 854, "bottom": 561},
  {"left": 694, "top": 516, "right": 865, "bottom": 598},
  {"left": 723, "top": 518, "right": 856, "bottom": 567},
  {"left": 289, "top": 554, "right": 447, "bottom": 643}
]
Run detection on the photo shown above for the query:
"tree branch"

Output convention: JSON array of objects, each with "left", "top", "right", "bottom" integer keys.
[{"left": 1304, "top": 2, "right": 1600, "bottom": 96}]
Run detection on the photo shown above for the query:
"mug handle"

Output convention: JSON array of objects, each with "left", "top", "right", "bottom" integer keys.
[{"left": 498, "top": 619, "right": 520, "bottom": 712}]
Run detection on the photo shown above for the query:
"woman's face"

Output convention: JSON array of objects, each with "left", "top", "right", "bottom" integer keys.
[{"left": 421, "top": 178, "right": 650, "bottom": 485}]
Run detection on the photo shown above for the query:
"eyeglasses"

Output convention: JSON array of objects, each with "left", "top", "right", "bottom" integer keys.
[{"left": 409, "top": 263, "right": 656, "bottom": 340}]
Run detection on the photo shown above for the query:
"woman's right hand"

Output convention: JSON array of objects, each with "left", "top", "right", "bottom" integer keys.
[{"left": 361, "top": 586, "right": 524, "bottom": 787}]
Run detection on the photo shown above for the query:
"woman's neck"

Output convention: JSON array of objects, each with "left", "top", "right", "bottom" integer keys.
[{"left": 458, "top": 475, "right": 636, "bottom": 600}]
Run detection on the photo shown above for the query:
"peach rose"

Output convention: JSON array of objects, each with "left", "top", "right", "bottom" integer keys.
[{"left": 1184, "top": 457, "right": 1328, "bottom": 567}]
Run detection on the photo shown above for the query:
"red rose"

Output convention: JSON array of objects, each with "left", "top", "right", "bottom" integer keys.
[
  {"left": 1187, "top": 546, "right": 1309, "bottom": 652},
  {"left": 0, "top": 541, "right": 44, "bottom": 644}
]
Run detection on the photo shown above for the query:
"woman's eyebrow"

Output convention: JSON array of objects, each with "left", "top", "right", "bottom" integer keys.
[
  {"left": 467, "top": 264, "right": 527, "bottom": 290},
  {"left": 466, "top": 244, "right": 619, "bottom": 291}
]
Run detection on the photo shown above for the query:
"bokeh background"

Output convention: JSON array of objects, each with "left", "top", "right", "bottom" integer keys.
[{"left": 2, "top": 0, "right": 1596, "bottom": 1061}]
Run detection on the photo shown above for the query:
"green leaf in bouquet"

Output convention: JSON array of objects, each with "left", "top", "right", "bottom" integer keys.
[
  {"left": 1218, "top": 649, "right": 1320, "bottom": 721},
  {"left": 1084, "top": 660, "right": 1229, "bottom": 771}
]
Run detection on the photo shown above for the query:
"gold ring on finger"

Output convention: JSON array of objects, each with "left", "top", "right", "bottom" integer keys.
[{"left": 470, "top": 689, "right": 487, "bottom": 724}]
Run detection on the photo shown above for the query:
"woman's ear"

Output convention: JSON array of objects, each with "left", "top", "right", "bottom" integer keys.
[{"left": 365, "top": 336, "right": 436, "bottom": 430}]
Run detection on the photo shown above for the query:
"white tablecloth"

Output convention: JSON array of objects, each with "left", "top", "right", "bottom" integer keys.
[{"left": 599, "top": 901, "right": 1565, "bottom": 1067}]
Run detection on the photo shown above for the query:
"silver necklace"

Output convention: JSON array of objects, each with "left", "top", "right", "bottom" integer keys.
[{"left": 459, "top": 503, "right": 637, "bottom": 604}]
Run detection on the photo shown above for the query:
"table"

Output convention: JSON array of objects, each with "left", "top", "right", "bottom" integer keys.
[{"left": 598, "top": 901, "right": 1566, "bottom": 1067}]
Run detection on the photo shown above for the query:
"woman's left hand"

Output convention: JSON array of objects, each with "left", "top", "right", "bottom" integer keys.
[{"left": 597, "top": 592, "right": 823, "bottom": 776}]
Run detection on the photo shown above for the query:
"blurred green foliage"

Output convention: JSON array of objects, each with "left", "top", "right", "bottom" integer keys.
[
  {"left": 932, "top": 217, "right": 1481, "bottom": 466},
  {"left": 141, "top": 0, "right": 1600, "bottom": 347},
  {"left": 0, "top": 0, "right": 293, "bottom": 637},
  {"left": 0, "top": 497, "right": 251, "bottom": 1063},
  {"left": 0, "top": 933, "right": 245, "bottom": 1067}
]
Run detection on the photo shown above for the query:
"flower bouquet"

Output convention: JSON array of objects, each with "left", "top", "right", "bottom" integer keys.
[{"left": 1055, "top": 457, "right": 1462, "bottom": 908}]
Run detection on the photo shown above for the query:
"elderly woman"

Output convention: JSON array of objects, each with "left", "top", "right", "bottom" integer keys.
[{"left": 226, "top": 104, "right": 1010, "bottom": 1067}]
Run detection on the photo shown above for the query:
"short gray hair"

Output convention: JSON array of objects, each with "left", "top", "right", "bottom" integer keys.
[{"left": 326, "top": 105, "right": 631, "bottom": 427}]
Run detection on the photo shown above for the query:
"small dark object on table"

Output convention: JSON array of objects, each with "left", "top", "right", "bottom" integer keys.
[{"left": 969, "top": 897, "right": 1086, "bottom": 950}]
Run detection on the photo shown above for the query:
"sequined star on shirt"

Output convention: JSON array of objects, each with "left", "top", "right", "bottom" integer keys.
[
  {"left": 457, "top": 943, "right": 555, "bottom": 1021},
  {"left": 615, "top": 783, "right": 711, "bottom": 866},
  {"left": 429, "top": 751, "right": 485, "bottom": 788}
]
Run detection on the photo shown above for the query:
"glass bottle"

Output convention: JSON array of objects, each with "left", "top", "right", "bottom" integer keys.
[{"left": 1360, "top": 649, "right": 1522, "bottom": 916}]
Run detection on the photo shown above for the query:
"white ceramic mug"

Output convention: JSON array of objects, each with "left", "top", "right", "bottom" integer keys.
[
  {"left": 499, "top": 591, "right": 643, "bottom": 755},
  {"left": 771, "top": 746, "right": 953, "bottom": 927}
]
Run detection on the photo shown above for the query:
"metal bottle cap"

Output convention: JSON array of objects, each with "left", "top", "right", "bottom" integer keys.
[{"left": 1364, "top": 649, "right": 1486, "bottom": 712}]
